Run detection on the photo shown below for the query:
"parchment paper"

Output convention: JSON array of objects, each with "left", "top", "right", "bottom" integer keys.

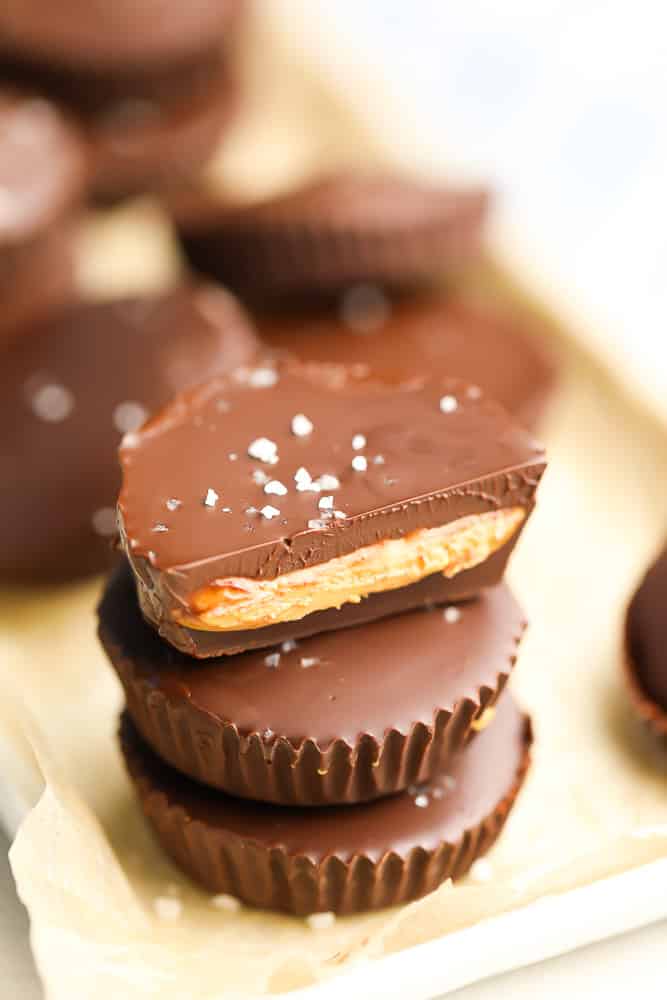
[{"left": 1, "top": 5, "right": 666, "bottom": 998}]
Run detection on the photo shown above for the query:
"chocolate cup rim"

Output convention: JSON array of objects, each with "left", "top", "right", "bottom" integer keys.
[
  {"left": 177, "top": 188, "right": 489, "bottom": 298},
  {"left": 623, "top": 614, "right": 667, "bottom": 738},
  {"left": 101, "top": 607, "right": 524, "bottom": 805},
  {"left": 120, "top": 708, "right": 533, "bottom": 914}
]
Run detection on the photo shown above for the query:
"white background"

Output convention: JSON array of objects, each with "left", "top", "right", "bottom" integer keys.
[{"left": 314, "top": 0, "right": 667, "bottom": 423}]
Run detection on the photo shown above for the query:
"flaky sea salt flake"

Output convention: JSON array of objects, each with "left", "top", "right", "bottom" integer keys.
[
  {"left": 351, "top": 455, "right": 367, "bottom": 472},
  {"left": 439, "top": 394, "right": 459, "bottom": 414},
  {"left": 291, "top": 413, "right": 313, "bottom": 437},
  {"left": 248, "top": 437, "right": 278, "bottom": 464},
  {"left": 264, "top": 479, "right": 287, "bottom": 496},
  {"left": 203, "top": 488, "right": 219, "bottom": 508}
]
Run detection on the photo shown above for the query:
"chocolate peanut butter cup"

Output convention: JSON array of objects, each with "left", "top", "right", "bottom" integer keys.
[
  {"left": 0, "top": 286, "right": 258, "bottom": 583},
  {"left": 100, "top": 562, "right": 525, "bottom": 805},
  {"left": 87, "top": 56, "right": 238, "bottom": 201},
  {"left": 259, "top": 292, "right": 556, "bottom": 432},
  {"left": 119, "top": 362, "right": 545, "bottom": 654},
  {"left": 173, "top": 173, "right": 488, "bottom": 300},
  {"left": 0, "top": 0, "right": 241, "bottom": 73},
  {"left": 121, "top": 692, "right": 531, "bottom": 915},
  {"left": 625, "top": 545, "right": 667, "bottom": 739}
]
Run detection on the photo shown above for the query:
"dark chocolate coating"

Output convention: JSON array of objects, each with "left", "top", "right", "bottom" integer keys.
[
  {"left": 0, "top": 88, "right": 87, "bottom": 245},
  {"left": 121, "top": 693, "right": 532, "bottom": 914},
  {"left": 0, "top": 0, "right": 240, "bottom": 73},
  {"left": 173, "top": 173, "right": 488, "bottom": 299},
  {"left": 626, "top": 546, "right": 667, "bottom": 726},
  {"left": 100, "top": 561, "right": 525, "bottom": 804},
  {"left": 119, "top": 362, "right": 545, "bottom": 641},
  {"left": 87, "top": 57, "right": 237, "bottom": 201},
  {"left": 0, "top": 287, "right": 258, "bottom": 583},
  {"left": 0, "top": 221, "right": 76, "bottom": 342},
  {"left": 259, "top": 293, "right": 556, "bottom": 431}
]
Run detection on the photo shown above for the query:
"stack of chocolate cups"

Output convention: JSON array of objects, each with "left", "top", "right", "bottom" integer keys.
[
  {"left": 99, "top": 358, "right": 546, "bottom": 916},
  {"left": 0, "top": 0, "right": 242, "bottom": 199}
]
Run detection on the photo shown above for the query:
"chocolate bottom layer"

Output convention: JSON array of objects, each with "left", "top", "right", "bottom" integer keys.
[
  {"left": 138, "top": 544, "right": 515, "bottom": 658},
  {"left": 121, "top": 693, "right": 531, "bottom": 915},
  {"left": 101, "top": 562, "right": 525, "bottom": 804}
]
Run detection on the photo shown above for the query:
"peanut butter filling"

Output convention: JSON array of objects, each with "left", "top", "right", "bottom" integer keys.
[{"left": 176, "top": 507, "right": 525, "bottom": 632}]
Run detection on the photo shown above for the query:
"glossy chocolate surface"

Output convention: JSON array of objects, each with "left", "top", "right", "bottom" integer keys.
[
  {"left": 119, "top": 362, "right": 545, "bottom": 626},
  {"left": 0, "top": 88, "right": 87, "bottom": 245},
  {"left": 627, "top": 545, "right": 667, "bottom": 711},
  {"left": 121, "top": 695, "right": 527, "bottom": 864},
  {"left": 0, "top": 286, "right": 257, "bottom": 582},
  {"left": 174, "top": 173, "right": 488, "bottom": 298},
  {"left": 102, "top": 560, "right": 524, "bottom": 774},
  {"left": 259, "top": 292, "right": 555, "bottom": 430}
]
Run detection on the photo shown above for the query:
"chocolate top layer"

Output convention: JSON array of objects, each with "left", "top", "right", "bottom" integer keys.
[
  {"left": 101, "top": 562, "right": 525, "bottom": 747},
  {"left": 122, "top": 692, "right": 528, "bottom": 859},
  {"left": 259, "top": 292, "right": 555, "bottom": 430},
  {"left": 0, "top": 0, "right": 240, "bottom": 72},
  {"left": 173, "top": 173, "right": 488, "bottom": 298},
  {"left": 119, "top": 362, "right": 545, "bottom": 599},
  {"left": 0, "top": 286, "right": 258, "bottom": 582},
  {"left": 0, "top": 88, "right": 87, "bottom": 245},
  {"left": 627, "top": 545, "right": 667, "bottom": 710}
]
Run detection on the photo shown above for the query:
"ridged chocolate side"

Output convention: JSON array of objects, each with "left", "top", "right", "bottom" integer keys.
[
  {"left": 100, "top": 562, "right": 525, "bottom": 805},
  {"left": 175, "top": 176, "right": 488, "bottom": 300},
  {"left": 120, "top": 695, "right": 532, "bottom": 915}
]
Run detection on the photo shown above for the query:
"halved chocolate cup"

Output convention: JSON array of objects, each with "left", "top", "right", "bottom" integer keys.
[
  {"left": 120, "top": 693, "right": 532, "bottom": 915},
  {"left": 101, "top": 563, "right": 526, "bottom": 805}
]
